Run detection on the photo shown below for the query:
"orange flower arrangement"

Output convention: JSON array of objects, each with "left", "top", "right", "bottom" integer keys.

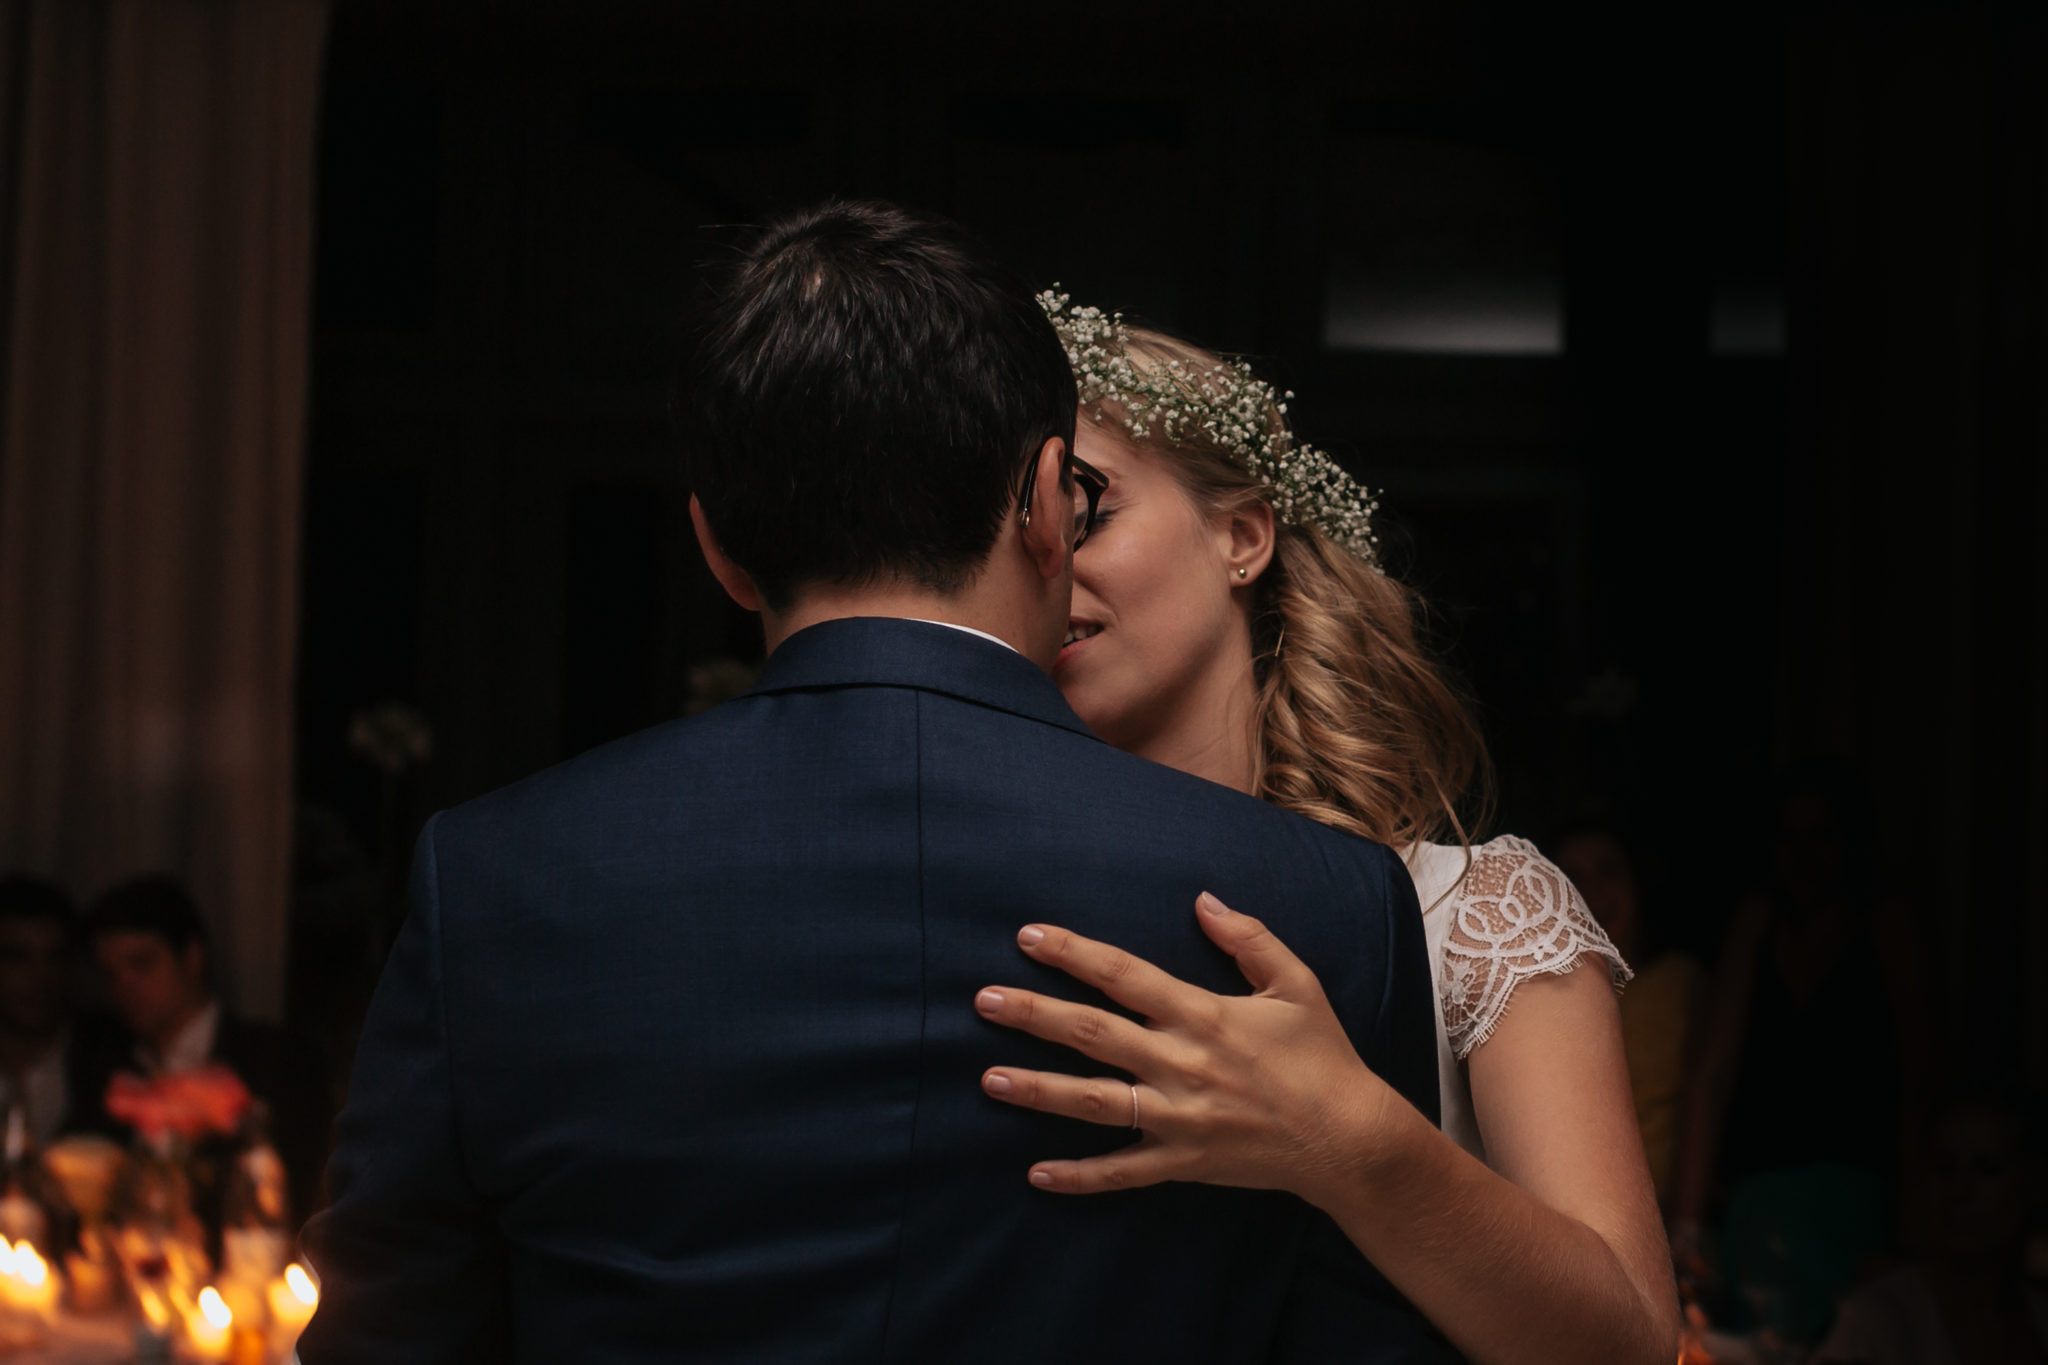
[{"left": 104, "top": 1067, "right": 252, "bottom": 1142}]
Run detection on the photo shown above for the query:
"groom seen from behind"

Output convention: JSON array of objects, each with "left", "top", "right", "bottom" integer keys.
[{"left": 299, "top": 200, "right": 1457, "bottom": 1363}]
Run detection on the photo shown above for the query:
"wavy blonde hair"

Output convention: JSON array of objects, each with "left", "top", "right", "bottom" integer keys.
[{"left": 1097, "top": 326, "right": 1494, "bottom": 856}]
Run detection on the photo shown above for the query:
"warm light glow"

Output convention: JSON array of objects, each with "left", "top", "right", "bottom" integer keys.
[
  {"left": 139, "top": 1292, "right": 172, "bottom": 1329},
  {"left": 0, "top": 1240, "right": 15, "bottom": 1276},
  {"left": 285, "top": 1263, "right": 319, "bottom": 1305},
  {"left": 14, "top": 1245, "right": 46, "bottom": 1286},
  {"left": 198, "top": 1286, "right": 233, "bottom": 1329}
]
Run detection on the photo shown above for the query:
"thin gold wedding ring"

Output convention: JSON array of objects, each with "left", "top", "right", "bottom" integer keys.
[{"left": 1129, "top": 1083, "right": 1141, "bottom": 1131}]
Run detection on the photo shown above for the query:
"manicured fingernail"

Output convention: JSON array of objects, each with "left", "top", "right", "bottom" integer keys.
[
  {"left": 1198, "top": 893, "right": 1231, "bottom": 917},
  {"left": 1030, "top": 1169, "right": 1054, "bottom": 1188},
  {"left": 976, "top": 989, "right": 1005, "bottom": 1014},
  {"left": 1018, "top": 925, "right": 1045, "bottom": 947},
  {"left": 983, "top": 1072, "right": 1012, "bottom": 1094}
]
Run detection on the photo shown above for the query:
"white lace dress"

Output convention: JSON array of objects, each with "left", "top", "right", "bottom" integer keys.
[{"left": 1404, "top": 836, "right": 1632, "bottom": 1161}]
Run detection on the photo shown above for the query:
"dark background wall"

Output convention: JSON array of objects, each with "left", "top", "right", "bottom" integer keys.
[{"left": 291, "top": 0, "right": 2046, "bottom": 1087}]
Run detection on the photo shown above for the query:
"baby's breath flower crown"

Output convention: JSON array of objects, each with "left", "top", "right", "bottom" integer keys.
[{"left": 1038, "top": 288, "right": 1380, "bottom": 568}]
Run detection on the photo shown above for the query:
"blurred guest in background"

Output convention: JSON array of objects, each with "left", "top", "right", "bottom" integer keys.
[
  {"left": 1812, "top": 1089, "right": 2047, "bottom": 1365},
  {"left": 0, "top": 874, "right": 127, "bottom": 1145},
  {"left": 86, "top": 875, "right": 332, "bottom": 1229},
  {"left": 1549, "top": 818, "right": 1703, "bottom": 1214},
  {"left": 1674, "top": 762, "right": 1931, "bottom": 1344}
]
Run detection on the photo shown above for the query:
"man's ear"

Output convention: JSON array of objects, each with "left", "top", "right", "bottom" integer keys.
[
  {"left": 1222, "top": 497, "right": 1276, "bottom": 586},
  {"left": 690, "top": 495, "right": 763, "bottom": 612},
  {"left": 1020, "top": 437, "right": 1071, "bottom": 581}
]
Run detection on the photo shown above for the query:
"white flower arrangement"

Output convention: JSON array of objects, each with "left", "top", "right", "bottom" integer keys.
[{"left": 1038, "top": 289, "right": 1381, "bottom": 567}]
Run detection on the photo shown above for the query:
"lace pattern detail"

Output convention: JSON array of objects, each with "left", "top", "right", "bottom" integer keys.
[{"left": 1438, "top": 836, "right": 1631, "bottom": 1060}]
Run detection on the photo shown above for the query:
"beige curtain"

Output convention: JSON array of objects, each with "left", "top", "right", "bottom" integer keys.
[{"left": 0, "top": 0, "right": 328, "bottom": 1020}]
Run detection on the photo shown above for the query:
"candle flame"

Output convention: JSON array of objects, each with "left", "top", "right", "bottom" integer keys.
[
  {"left": 198, "top": 1286, "right": 232, "bottom": 1329},
  {"left": 15, "top": 1245, "right": 46, "bottom": 1286},
  {"left": 285, "top": 1262, "right": 319, "bottom": 1305},
  {"left": 0, "top": 1240, "right": 14, "bottom": 1275}
]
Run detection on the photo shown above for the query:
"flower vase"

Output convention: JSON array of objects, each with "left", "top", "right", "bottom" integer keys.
[{"left": 110, "top": 1132, "right": 210, "bottom": 1318}]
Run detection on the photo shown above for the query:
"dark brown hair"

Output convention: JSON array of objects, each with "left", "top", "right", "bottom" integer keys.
[{"left": 679, "top": 200, "right": 1077, "bottom": 609}]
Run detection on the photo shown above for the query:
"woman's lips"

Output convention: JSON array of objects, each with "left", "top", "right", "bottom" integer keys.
[{"left": 1056, "top": 620, "right": 1104, "bottom": 668}]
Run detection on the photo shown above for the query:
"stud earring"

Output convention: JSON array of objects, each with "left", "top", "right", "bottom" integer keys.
[{"left": 1236, "top": 567, "right": 1248, "bottom": 579}]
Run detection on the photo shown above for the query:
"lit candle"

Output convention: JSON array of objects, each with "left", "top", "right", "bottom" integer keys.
[
  {"left": 0, "top": 1241, "right": 53, "bottom": 1323},
  {"left": 11, "top": 1244, "right": 57, "bottom": 1319},
  {"left": 185, "top": 1286, "right": 234, "bottom": 1360},
  {"left": 266, "top": 1262, "right": 319, "bottom": 1337},
  {"left": 0, "top": 1240, "right": 17, "bottom": 1320}
]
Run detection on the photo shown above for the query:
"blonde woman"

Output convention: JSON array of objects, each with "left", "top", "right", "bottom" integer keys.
[{"left": 973, "top": 297, "right": 1678, "bottom": 1365}]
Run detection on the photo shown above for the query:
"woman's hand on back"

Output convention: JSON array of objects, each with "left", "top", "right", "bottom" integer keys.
[
  {"left": 975, "top": 892, "right": 1401, "bottom": 1207},
  {"left": 979, "top": 889, "right": 1679, "bottom": 1365}
]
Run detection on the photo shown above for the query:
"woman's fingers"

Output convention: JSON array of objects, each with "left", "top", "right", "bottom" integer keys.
[
  {"left": 1026, "top": 1144, "right": 1177, "bottom": 1194},
  {"left": 975, "top": 985, "right": 1155, "bottom": 1071},
  {"left": 981, "top": 1067, "right": 1146, "bottom": 1130},
  {"left": 1012, "top": 923, "right": 1201, "bottom": 1024},
  {"left": 1194, "top": 893, "right": 1318, "bottom": 997}
]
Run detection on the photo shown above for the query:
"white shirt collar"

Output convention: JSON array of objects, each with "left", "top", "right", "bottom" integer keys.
[
  {"left": 146, "top": 999, "right": 222, "bottom": 1076},
  {"left": 908, "top": 619, "right": 1019, "bottom": 655}
]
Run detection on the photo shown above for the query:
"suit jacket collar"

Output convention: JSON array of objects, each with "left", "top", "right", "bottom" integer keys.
[{"left": 746, "top": 617, "right": 1099, "bottom": 741}]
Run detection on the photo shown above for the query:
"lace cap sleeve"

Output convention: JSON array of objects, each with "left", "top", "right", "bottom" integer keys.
[{"left": 1438, "top": 836, "right": 1632, "bottom": 1060}]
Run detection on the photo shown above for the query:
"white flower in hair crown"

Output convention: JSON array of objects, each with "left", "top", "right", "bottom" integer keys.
[{"left": 1037, "top": 288, "right": 1381, "bottom": 567}]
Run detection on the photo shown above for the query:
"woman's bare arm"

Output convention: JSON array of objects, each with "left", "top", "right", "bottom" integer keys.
[{"left": 976, "top": 896, "right": 1678, "bottom": 1365}]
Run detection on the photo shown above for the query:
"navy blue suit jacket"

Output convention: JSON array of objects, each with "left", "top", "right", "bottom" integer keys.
[{"left": 301, "top": 618, "right": 1456, "bottom": 1364}]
